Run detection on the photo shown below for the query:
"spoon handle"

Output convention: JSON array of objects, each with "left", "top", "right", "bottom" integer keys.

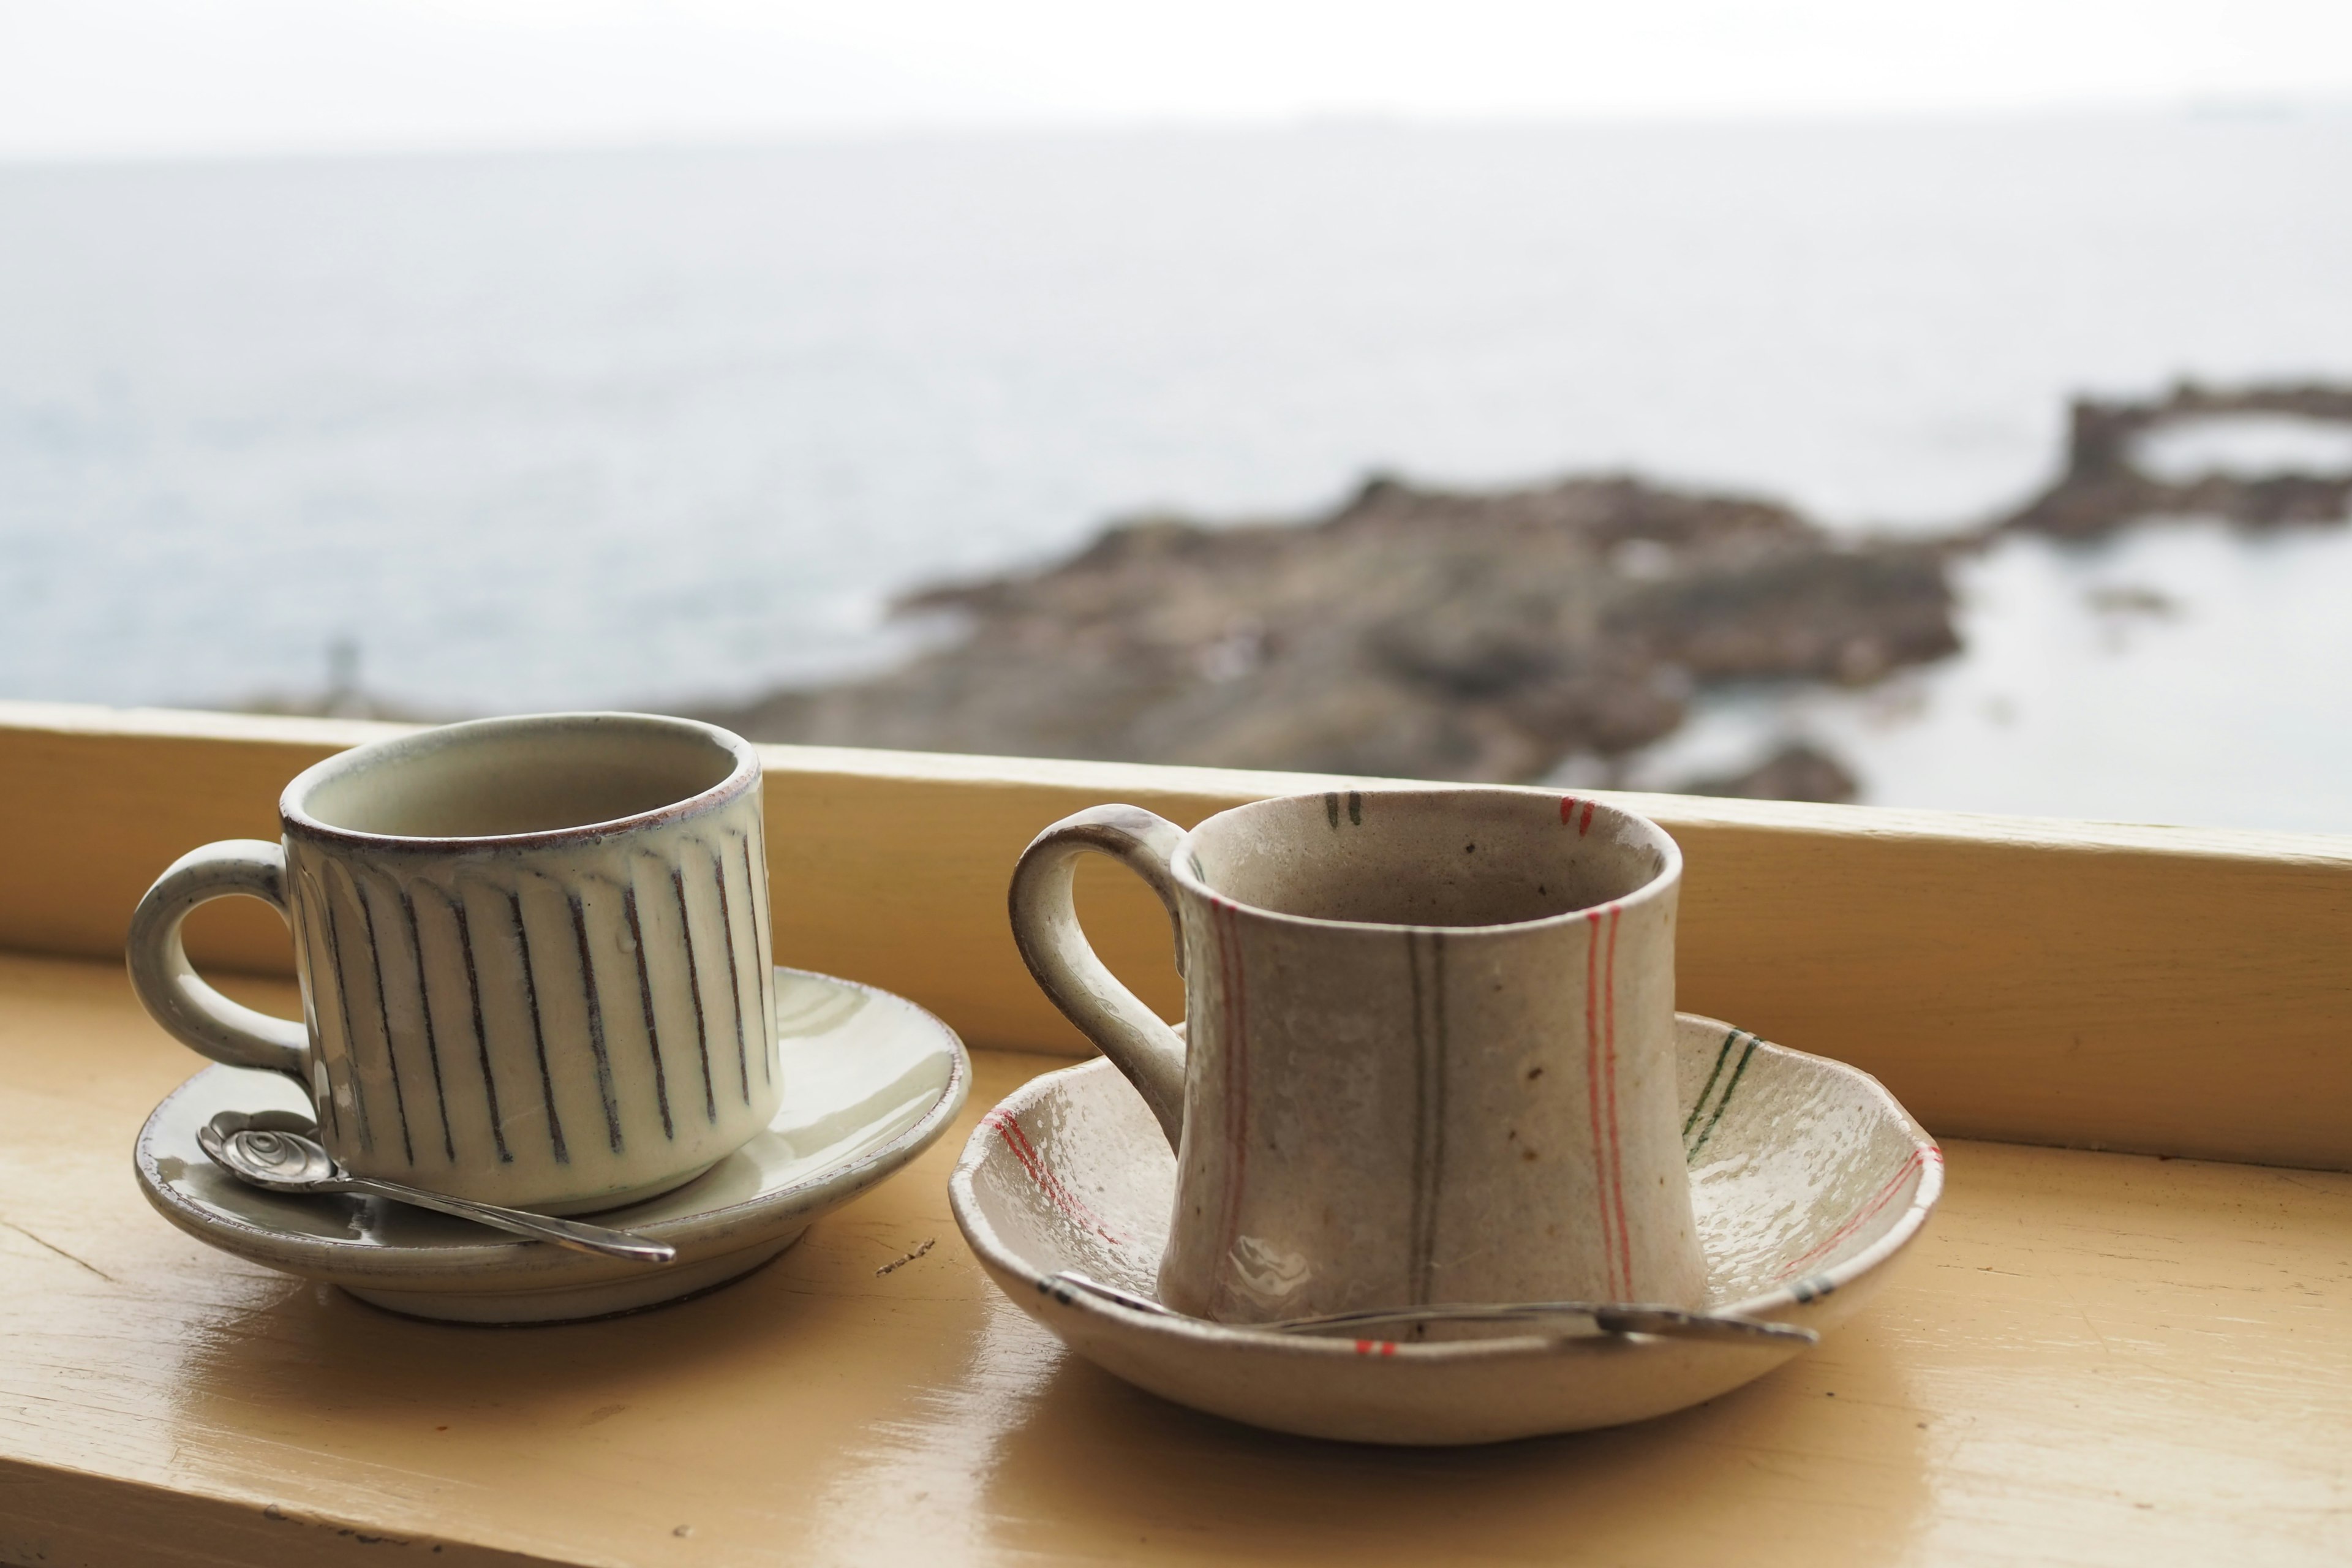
[
  {"left": 1275, "top": 1301, "right": 1817, "bottom": 1346},
  {"left": 1045, "top": 1272, "right": 1815, "bottom": 1346},
  {"left": 340, "top": 1177, "right": 676, "bottom": 1264}
]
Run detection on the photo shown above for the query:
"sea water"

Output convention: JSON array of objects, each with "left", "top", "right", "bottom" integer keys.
[{"left": 2, "top": 116, "right": 2348, "bottom": 830}]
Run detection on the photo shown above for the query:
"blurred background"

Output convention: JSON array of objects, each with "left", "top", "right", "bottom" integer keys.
[{"left": 2, "top": 1, "right": 2349, "bottom": 830}]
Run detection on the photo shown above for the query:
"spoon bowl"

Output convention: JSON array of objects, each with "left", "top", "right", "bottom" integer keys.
[{"left": 199, "top": 1123, "right": 339, "bottom": 1188}]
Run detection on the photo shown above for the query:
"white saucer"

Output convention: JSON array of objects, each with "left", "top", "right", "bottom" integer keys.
[
  {"left": 949, "top": 1012, "right": 1940, "bottom": 1445},
  {"left": 137, "top": 967, "right": 969, "bottom": 1324}
]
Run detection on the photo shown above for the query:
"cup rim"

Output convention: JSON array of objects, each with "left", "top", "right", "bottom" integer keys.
[
  {"left": 278, "top": 711, "right": 760, "bottom": 852},
  {"left": 1169, "top": 786, "right": 1681, "bottom": 935}
]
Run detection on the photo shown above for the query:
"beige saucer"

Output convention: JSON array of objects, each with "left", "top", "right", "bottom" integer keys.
[
  {"left": 949, "top": 1013, "right": 1940, "bottom": 1444},
  {"left": 136, "top": 968, "right": 968, "bottom": 1324}
]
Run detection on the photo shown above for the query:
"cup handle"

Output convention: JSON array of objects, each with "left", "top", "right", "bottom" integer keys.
[
  {"left": 126, "top": 840, "right": 309, "bottom": 1081},
  {"left": 1009, "top": 805, "right": 1190, "bottom": 1148}
]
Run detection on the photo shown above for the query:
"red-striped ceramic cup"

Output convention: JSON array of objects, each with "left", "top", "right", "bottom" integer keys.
[
  {"left": 1009, "top": 787, "right": 1706, "bottom": 1324},
  {"left": 127, "top": 713, "right": 779, "bottom": 1215}
]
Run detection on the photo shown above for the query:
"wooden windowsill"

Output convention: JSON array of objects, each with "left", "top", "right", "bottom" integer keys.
[
  {"left": 2, "top": 952, "right": 2348, "bottom": 1566},
  {"left": 1, "top": 703, "right": 2349, "bottom": 1564}
]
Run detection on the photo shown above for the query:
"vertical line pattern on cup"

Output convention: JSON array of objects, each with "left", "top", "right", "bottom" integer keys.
[
  {"left": 1212, "top": 897, "right": 1251, "bottom": 1308},
  {"left": 315, "top": 867, "right": 375, "bottom": 1155},
  {"left": 1405, "top": 929, "right": 1449, "bottom": 1307},
  {"left": 1601, "top": 905, "right": 1631, "bottom": 1297},
  {"left": 508, "top": 888, "right": 570, "bottom": 1165},
  {"left": 446, "top": 891, "right": 513, "bottom": 1164},
  {"left": 290, "top": 862, "right": 345, "bottom": 1145},
  {"left": 262, "top": 769, "right": 772, "bottom": 1208},
  {"left": 623, "top": 885, "right": 676, "bottom": 1140},
  {"left": 351, "top": 874, "right": 417, "bottom": 1166},
  {"left": 740, "top": 832, "right": 774, "bottom": 1086},
  {"left": 670, "top": 865, "right": 719, "bottom": 1123},
  {"left": 1583, "top": 908, "right": 1622, "bottom": 1298},
  {"left": 398, "top": 886, "right": 458, "bottom": 1163},
  {"left": 714, "top": 851, "right": 752, "bottom": 1106},
  {"left": 565, "top": 894, "right": 626, "bottom": 1155}
]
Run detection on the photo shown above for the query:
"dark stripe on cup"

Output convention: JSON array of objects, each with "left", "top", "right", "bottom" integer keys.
[
  {"left": 290, "top": 864, "right": 342, "bottom": 1144},
  {"left": 739, "top": 833, "right": 773, "bottom": 1086},
  {"left": 399, "top": 887, "right": 458, "bottom": 1163},
  {"left": 508, "top": 889, "right": 570, "bottom": 1165},
  {"left": 671, "top": 867, "right": 718, "bottom": 1123},
  {"left": 1405, "top": 929, "right": 1449, "bottom": 1309},
  {"left": 714, "top": 856, "right": 751, "bottom": 1106},
  {"left": 624, "top": 886, "right": 676, "bottom": 1140},
  {"left": 352, "top": 877, "right": 417, "bottom": 1166},
  {"left": 447, "top": 892, "right": 512, "bottom": 1163},
  {"left": 317, "top": 872, "right": 375, "bottom": 1155},
  {"left": 566, "top": 895, "right": 625, "bottom": 1155}
]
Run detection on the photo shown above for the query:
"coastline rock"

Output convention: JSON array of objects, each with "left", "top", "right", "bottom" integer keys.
[
  {"left": 1998, "top": 380, "right": 2352, "bottom": 539},
  {"left": 704, "top": 474, "right": 1958, "bottom": 784},
  {"left": 1678, "top": 742, "right": 1860, "bottom": 805}
]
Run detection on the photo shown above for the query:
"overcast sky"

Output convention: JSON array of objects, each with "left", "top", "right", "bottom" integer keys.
[{"left": 4, "top": 0, "right": 2351, "bottom": 160}]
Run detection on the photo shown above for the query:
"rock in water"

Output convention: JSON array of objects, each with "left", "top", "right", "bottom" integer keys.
[
  {"left": 1999, "top": 380, "right": 2352, "bottom": 539},
  {"left": 706, "top": 473, "right": 1959, "bottom": 786},
  {"left": 1680, "top": 742, "right": 1861, "bottom": 805}
]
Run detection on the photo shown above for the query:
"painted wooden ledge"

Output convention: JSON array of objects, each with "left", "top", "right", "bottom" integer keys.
[
  {"left": 0, "top": 702, "right": 2347, "bottom": 1168},
  {"left": 1, "top": 955, "right": 2347, "bottom": 1567}
]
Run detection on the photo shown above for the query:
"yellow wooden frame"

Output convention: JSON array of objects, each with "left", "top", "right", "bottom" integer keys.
[{"left": 3, "top": 699, "right": 2346, "bottom": 1170}]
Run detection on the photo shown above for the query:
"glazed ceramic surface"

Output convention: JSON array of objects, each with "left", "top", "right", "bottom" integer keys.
[
  {"left": 950, "top": 1013, "right": 1941, "bottom": 1445},
  {"left": 127, "top": 712, "right": 781, "bottom": 1215},
  {"left": 135, "top": 968, "right": 967, "bottom": 1324},
  {"left": 1009, "top": 790, "right": 1706, "bottom": 1322}
]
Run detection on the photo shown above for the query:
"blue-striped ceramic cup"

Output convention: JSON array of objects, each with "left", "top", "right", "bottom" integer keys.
[{"left": 128, "top": 713, "right": 779, "bottom": 1215}]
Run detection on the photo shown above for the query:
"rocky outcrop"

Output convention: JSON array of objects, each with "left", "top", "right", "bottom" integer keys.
[
  {"left": 706, "top": 475, "right": 1959, "bottom": 784},
  {"left": 1998, "top": 380, "right": 2352, "bottom": 539},
  {"left": 1681, "top": 742, "right": 1860, "bottom": 805},
  {"left": 234, "top": 378, "right": 2352, "bottom": 799}
]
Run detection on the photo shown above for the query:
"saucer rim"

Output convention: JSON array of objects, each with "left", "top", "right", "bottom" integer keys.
[
  {"left": 949, "top": 1011, "right": 1941, "bottom": 1363},
  {"left": 134, "top": 965, "right": 970, "bottom": 1285}
]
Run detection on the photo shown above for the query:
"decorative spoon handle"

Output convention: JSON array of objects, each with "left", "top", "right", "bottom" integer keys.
[
  {"left": 1272, "top": 1300, "right": 1817, "bottom": 1345},
  {"left": 1045, "top": 1272, "right": 1815, "bottom": 1346},
  {"left": 340, "top": 1176, "right": 676, "bottom": 1263}
]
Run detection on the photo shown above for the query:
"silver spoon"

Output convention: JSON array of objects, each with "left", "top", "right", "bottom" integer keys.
[
  {"left": 1044, "top": 1270, "right": 1816, "bottom": 1347},
  {"left": 197, "top": 1116, "right": 676, "bottom": 1264}
]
